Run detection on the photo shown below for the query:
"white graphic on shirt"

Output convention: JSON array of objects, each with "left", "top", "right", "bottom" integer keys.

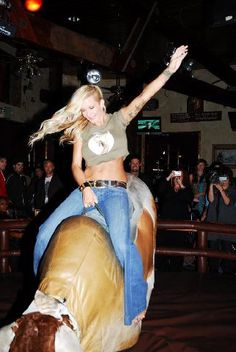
[{"left": 88, "top": 131, "right": 114, "bottom": 155}]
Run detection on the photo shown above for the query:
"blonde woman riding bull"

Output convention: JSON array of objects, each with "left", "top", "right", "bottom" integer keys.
[{"left": 29, "top": 45, "right": 188, "bottom": 325}]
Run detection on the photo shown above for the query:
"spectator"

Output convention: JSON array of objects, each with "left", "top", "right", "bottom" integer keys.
[
  {"left": 189, "top": 159, "right": 207, "bottom": 220},
  {"left": 6, "top": 159, "right": 30, "bottom": 218},
  {"left": 34, "top": 160, "right": 64, "bottom": 212},
  {"left": 34, "top": 165, "right": 44, "bottom": 180},
  {"left": 156, "top": 169, "right": 194, "bottom": 271},
  {"left": 27, "top": 165, "right": 44, "bottom": 212},
  {"left": 201, "top": 160, "right": 225, "bottom": 221},
  {"left": 0, "top": 196, "right": 11, "bottom": 219},
  {"left": 128, "top": 155, "right": 155, "bottom": 196},
  {"left": 0, "top": 156, "right": 7, "bottom": 197},
  {"left": 206, "top": 166, "right": 236, "bottom": 274}
]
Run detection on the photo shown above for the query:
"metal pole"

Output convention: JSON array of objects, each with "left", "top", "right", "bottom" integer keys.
[{"left": 121, "top": 1, "right": 158, "bottom": 72}]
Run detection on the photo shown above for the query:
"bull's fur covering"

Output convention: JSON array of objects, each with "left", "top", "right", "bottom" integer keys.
[
  {"left": 9, "top": 312, "right": 72, "bottom": 352},
  {"left": 0, "top": 175, "right": 157, "bottom": 352}
]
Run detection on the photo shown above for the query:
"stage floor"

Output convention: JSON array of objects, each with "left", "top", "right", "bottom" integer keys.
[
  {"left": 1, "top": 271, "right": 236, "bottom": 351},
  {"left": 127, "top": 271, "right": 236, "bottom": 352}
]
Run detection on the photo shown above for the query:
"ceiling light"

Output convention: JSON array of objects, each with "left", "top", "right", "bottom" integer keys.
[
  {"left": 0, "top": 0, "right": 11, "bottom": 9},
  {"left": 68, "top": 16, "right": 80, "bottom": 22},
  {"left": 24, "top": 0, "right": 43, "bottom": 12},
  {"left": 86, "top": 69, "right": 102, "bottom": 84},
  {"left": 17, "top": 51, "right": 42, "bottom": 79},
  {"left": 184, "top": 59, "right": 195, "bottom": 72}
]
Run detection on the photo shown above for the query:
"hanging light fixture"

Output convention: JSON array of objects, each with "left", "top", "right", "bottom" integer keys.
[
  {"left": 182, "top": 58, "right": 195, "bottom": 78},
  {"left": 17, "top": 51, "right": 42, "bottom": 79},
  {"left": 86, "top": 68, "right": 102, "bottom": 84}
]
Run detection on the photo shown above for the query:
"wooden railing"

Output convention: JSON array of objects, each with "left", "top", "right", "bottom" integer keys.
[
  {"left": 1, "top": 219, "right": 236, "bottom": 274},
  {"left": 0, "top": 219, "right": 30, "bottom": 273},
  {"left": 156, "top": 220, "right": 236, "bottom": 273}
]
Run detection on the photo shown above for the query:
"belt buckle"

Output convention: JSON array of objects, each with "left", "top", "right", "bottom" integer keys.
[{"left": 94, "top": 180, "right": 99, "bottom": 187}]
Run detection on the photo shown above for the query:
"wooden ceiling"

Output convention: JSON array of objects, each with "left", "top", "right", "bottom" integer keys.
[
  {"left": 38, "top": 0, "right": 236, "bottom": 66},
  {"left": 1, "top": 0, "right": 236, "bottom": 107}
]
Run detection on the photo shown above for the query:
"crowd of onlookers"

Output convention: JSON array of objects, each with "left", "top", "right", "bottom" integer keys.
[
  {"left": 0, "top": 156, "right": 64, "bottom": 220},
  {"left": 1, "top": 153, "right": 236, "bottom": 274},
  {"left": 128, "top": 155, "right": 236, "bottom": 275}
]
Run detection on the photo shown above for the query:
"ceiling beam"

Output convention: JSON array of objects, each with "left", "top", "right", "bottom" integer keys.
[
  {"left": 190, "top": 43, "right": 236, "bottom": 87},
  {"left": 165, "top": 74, "right": 236, "bottom": 108},
  {"left": 9, "top": 0, "right": 117, "bottom": 68}
]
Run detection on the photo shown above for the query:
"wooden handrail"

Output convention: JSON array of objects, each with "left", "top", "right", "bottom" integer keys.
[
  {"left": 156, "top": 220, "right": 236, "bottom": 273},
  {"left": 1, "top": 219, "right": 236, "bottom": 274},
  {"left": 157, "top": 220, "right": 236, "bottom": 235},
  {"left": 0, "top": 219, "right": 30, "bottom": 230}
]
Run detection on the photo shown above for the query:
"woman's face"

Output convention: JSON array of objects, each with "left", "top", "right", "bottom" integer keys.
[
  {"left": 0, "top": 199, "right": 8, "bottom": 213},
  {"left": 81, "top": 94, "right": 105, "bottom": 125},
  {"left": 197, "top": 162, "right": 205, "bottom": 173}
]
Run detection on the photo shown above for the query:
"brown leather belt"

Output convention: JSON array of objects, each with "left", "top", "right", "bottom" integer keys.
[{"left": 88, "top": 180, "right": 127, "bottom": 189}]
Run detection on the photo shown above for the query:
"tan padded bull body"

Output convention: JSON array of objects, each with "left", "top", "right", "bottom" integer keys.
[{"left": 38, "top": 175, "right": 157, "bottom": 352}]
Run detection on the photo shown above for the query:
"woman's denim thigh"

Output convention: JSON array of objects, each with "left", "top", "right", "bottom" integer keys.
[
  {"left": 95, "top": 187, "right": 130, "bottom": 266},
  {"left": 34, "top": 187, "right": 84, "bottom": 274},
  {"left": 95, "top": 187, "right": 147, "bottom": 325}
]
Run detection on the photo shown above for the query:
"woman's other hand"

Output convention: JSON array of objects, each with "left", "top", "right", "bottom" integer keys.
[{"left": 82, "top": 187, "right": 98, "bottom": 208}]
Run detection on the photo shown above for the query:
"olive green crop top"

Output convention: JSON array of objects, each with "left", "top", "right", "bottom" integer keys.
[{"left": 80, "top": 109, "right": 129, "bottom": 167}]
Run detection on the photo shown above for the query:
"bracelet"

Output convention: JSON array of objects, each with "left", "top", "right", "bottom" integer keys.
[{"left": 79, "top": 181, "right": 90, "bottom": 192}]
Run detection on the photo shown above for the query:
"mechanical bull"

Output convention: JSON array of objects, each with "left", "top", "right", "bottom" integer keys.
[{"left": 0, "top": 174, "right": 157, "bottom": 352}]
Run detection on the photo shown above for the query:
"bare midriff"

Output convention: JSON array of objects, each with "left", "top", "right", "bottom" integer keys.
[{"left": 84, "top": 157, "right": 127, "bottom": 182}]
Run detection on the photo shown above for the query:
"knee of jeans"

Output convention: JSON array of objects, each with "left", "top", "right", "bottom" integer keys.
[{"left": 112, "top": 240, "right": 128, "bottom": 264}]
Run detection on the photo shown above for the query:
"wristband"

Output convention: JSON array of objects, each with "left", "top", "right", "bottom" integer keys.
[{"left": 79, "top": 181, "right": 90, "bottom": 192}]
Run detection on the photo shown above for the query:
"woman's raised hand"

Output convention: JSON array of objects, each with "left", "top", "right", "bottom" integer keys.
[{"left": 167, "top": 45, "right": 188, "bottom": 74}]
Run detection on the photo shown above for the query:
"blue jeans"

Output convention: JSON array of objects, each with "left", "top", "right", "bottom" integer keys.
[{"left": 34, "top": 186, "right": 147, "bottom": 325}]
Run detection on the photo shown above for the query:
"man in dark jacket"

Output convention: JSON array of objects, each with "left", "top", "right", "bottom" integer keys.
[
  {"left": 34, "top": 160, "right": 64, "bottom": 211},
  {"left": 6, "top": 159, "right": 30, "bottom": 218}
]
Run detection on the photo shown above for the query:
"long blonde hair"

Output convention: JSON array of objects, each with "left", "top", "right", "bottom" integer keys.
[{"left": 29, "top": 85, "right": 104, "bottom": 146}]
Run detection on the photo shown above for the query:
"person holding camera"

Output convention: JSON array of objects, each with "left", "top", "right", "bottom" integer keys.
[
  {"left": 206, "top": 166, "right": 236, "bottom": 274},
  {"left": 156, "top": 170, "right": 194, "bottom": 271}
]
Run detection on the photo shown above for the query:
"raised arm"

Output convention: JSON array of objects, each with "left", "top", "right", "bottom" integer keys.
[{"left": 121, "top": 45, "right": 188, "bottom": 123}]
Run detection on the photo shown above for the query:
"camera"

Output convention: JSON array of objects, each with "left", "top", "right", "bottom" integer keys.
[
  {"left": 207, "top": 166, "right": 229, "bottom": 184},
  {"left": 218, "top": 176, "right": 228, "bottom": 182},
  {"left": 173, "top": 170, "right": 182, "bottom": 177}
]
